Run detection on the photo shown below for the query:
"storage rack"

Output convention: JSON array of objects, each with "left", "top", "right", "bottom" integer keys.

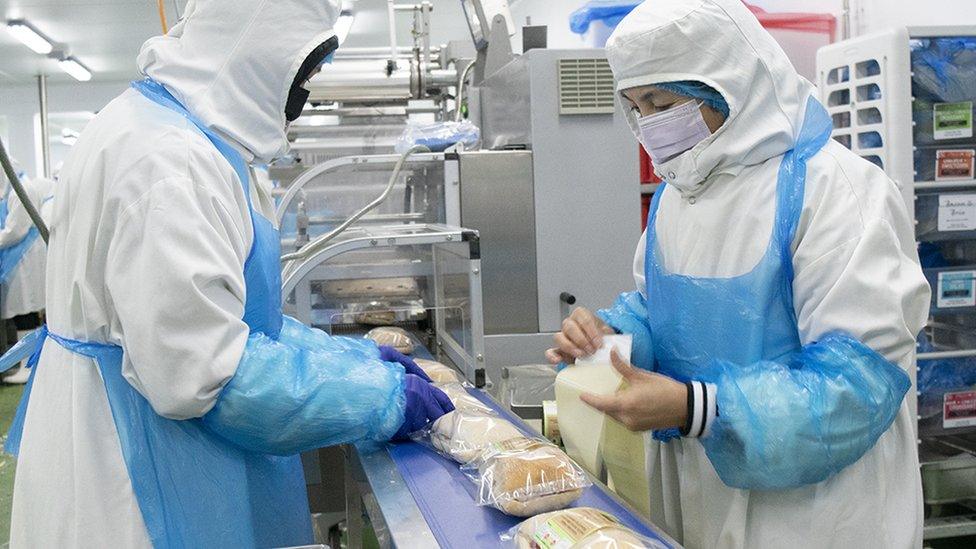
[{"left": 818, "top": 25, "right": 976, "bottom": 542}]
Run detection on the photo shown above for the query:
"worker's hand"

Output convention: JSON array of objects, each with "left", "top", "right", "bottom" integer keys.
[
  {"left": 546, "top": 307, "right": 616, "bottom": 365},
  {"left": 580, "top": 350, "right": 687, "bottom": 432},
  {"left": 379, "top": 345, "right": 433, "bottom": 382},
  {"left": 393, "top": 374, "right": 455, "bottom": 441}
]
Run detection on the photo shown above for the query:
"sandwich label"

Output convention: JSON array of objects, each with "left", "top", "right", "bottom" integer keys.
[
  {"left": 937, "top": 271, "right": 976, "bottom": 308},
  {"left": 945, "top": 390, "right": 976, "bottom": 429},
  {"left": 938, "top": 194, "right": 976, "bottom": 232},
  {"left": 934, "top": 101, "right": 973, "bottom": 140},
  {"left": 936, "top": 150, "right": 976, "bottom": 181},
  {"left": 533, "top": 509, "right": 620, "bottom": 548}
]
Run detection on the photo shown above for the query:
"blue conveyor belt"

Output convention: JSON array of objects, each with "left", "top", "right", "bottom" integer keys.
[{"left": 387, "top": 387, "right": 676, "bottom": 548}]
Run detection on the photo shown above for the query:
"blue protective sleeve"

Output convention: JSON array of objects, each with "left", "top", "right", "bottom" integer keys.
[
  {"left": 597, "top": 292, "right": 655, "bottom": 371},
  {"left": 695, "top": 332, "right": 911, "bottom": 491},
  {"left": 278, "top": 315, "right": 381, "bottom": 356},
  {"left": 203, "top": 318, "right": 406, "bottom": 456}
]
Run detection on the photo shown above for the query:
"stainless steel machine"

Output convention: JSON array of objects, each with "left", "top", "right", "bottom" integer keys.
[
  {"left": 275, "top": 3, "right": 644, "bottom": 542},
  {"left": 464, "top": 44, "right": 641, "bottom": 383},
  {"left": 277, "top": 151, "right": 486, "bottom": 383},
  {"left": 278, "top": 133, "right": 640, "bottom": 389}
]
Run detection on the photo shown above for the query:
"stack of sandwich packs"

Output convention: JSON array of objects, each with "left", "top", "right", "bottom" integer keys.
[
  {"left": 365, "top": 326, "right": 415, "bottom": 354},
  {"left": 425, "top": 382, "right": 589, "bottom": 517},
  {"left": 417, "top": 352, "right": 660, "bottom": 547}
]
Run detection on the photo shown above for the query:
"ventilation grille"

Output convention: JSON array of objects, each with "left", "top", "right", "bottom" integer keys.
[{"left": 558, "top": 58, "right": 616, "bottom": 115}]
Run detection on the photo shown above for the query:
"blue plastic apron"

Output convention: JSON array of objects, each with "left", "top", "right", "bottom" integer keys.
[
  {"left": 2, "top": 79, "right": 311, "bottom": 548},
  {"left": 0, "top": 196, "right": 50, "bottom": 285},
  {"left": 0, "top": 187, "right": 10, "bottom": 226},
  {"left": 644, "top": 97, "right": 832, "bottom": 439}
]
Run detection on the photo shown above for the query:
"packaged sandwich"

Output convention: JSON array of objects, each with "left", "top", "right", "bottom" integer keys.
[
  {"left": 428, "top": 410, "right": 523, "bottom": 463},
  {"left": 435, "top": 382, "right": 495, "bottom": 415},
  {"left": 464, "top": 437, "right": 589, "bottom": 517},
  {"left": 502, "top": 507, "right": 667, "bottom": 548},
  {"left": 415, "top": 358, "right": 462, "bottom": 383},
  {"left": 365, "top": 326, "right": 414, "bottom": 354}
]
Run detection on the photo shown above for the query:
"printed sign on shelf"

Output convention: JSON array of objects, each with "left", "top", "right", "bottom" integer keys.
[
  {"left": 945, "top": 390, "right": 976, "bottom": 429},
  {"left": 937, "top": 270, "right": 976, "bottom": 308},
  {"left": 938, "top": 194, "right": 976, "bottom": 232},
  {"left": 934, "top": 101, "right": 974, "bottom": 140},
  {"left": 936, "top": 150, "right": 976, "bottom": 181}
]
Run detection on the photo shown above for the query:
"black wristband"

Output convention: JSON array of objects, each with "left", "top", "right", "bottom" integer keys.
[{"left": 680, "top": 381, "right": 695, "bottom": 436}]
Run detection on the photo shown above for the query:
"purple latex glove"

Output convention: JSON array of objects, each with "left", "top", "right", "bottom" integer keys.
[
  {"left": 393, "top": 374, "right": 455, "bottom": 440},
  {"left": 379, "top": 345, "right": 432, "bottom": 382}
]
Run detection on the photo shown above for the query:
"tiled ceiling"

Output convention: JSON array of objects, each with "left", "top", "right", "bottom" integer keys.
[
  {"left": 0, "top": 0, "right": 180, "bottom": 84},
  {"left": 0, "top": 0, "right": 476, "bottom": 86}
]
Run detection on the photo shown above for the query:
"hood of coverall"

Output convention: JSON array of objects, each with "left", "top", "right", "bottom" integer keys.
[
  {"left": 606, "top": 0, "right": 818, "bottom": 191},
  {"left": 137, "top": 0, "right": 342, "bottom": 163}
]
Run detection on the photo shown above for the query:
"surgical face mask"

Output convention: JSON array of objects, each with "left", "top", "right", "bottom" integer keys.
[{"left": 637, "top": 100, "right": 712, "bottom": 166}]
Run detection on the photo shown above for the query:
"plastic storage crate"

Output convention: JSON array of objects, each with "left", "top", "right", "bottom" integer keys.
[{"left": 918, "top": 331, "right": 976, "bottom": 437}]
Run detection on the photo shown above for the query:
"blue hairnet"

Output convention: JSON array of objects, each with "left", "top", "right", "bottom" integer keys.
[{"left": 655, "top": 81, "right": 730, "bottom": 118}]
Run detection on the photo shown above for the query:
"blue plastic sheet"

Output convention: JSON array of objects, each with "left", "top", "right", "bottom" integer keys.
[
  {"left": 395, "top": 120, "right": 480, "bottom": 153},
  {"left": 911, "top": 37, "right": 976, "bottom": 102},
  {"left": 569, "top": 0, "right": 641, "bottom": 35}
]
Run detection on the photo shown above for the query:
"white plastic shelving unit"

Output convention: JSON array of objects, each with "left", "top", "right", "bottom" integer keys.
[{"left": 818, "top": 26, "right": 976, "bottom": 542}]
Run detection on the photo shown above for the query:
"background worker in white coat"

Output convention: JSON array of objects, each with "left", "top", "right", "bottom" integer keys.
[
  {"left": 0, "top": 167, "right": 52, "bottom": 384},
  {"left": 548, "top": 0, "right": 930, "bottom": 547},
  {"left": 5, "top": 0, "right": 452, "bottom": 547}
]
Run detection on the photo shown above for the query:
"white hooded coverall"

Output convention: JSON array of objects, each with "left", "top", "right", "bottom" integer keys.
[
  {"left": 4, "top": 1, "right": 407, "bottom": 547},
  {"left": 0, "top": 174, "right": 51, "bottom": 320},
  {"left": 606, "top": 1, "right": 929, "bottom": 547}
]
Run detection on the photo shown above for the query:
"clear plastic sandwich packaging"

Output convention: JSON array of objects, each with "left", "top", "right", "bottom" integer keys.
[
  {"left": 426, "top": 410, "right": 523, "bottom": 463},
  {"left": 434, "top": 381, "right": 495, "bottom": 415},
  {"left": 416, "top": 395, "right": 590, "bottom": 517},
  {"left": 501, "top": 506, "right": 668, "bottom": 548},
  {"left": 461, "top": 437, "right": 590, "bottom": 517},
  {"left": 364, "top": 326, "right": 415, "bottom": 354},
  {"left": 416, "top": 358, "right": 463, "bottom": 384}
]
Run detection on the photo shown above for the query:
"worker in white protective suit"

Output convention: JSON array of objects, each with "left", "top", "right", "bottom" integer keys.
[
  {"left": 4, "top": 1, "right": 453, "bottom": 547},
  {"left": 548, "top": 1, "right": 929, "bottom": 547},
  {"left": 0, "top": 168, "right": 53, "bottom": 384}
]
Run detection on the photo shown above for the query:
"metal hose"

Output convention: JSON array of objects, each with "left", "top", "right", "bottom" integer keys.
[
  {"left": 280, "top": 144, "right": 430, "bottom": 264},
  {"left": 0, "top": 138, "right": 49, "bottom": 244}
]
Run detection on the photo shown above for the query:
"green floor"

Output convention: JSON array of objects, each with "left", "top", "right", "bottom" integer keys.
[{"left": 0, "top": 383, "right": 24, "bottom": 545}]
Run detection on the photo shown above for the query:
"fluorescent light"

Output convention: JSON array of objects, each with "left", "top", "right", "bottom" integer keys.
[
  {"left": 6, "top": 20, "right": 53, "bottom": 54},
  {"left": 335, "top": 11, "right": 355, "bottom": 45},
  {"left": 57, "top": 56, "right": 92, "bottom": 82}
]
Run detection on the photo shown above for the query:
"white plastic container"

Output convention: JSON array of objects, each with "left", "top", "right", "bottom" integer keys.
[{"left": 554, "top": 335, "right": 632, "bottom": 476}]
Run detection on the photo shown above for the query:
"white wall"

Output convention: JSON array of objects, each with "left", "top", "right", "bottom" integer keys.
[
  {"left": 855, "top": 0, "right": 976, "bottom": 35},
  {"left": 510, "top": 0, "right": 588, "bottom": 50},
  {"left": 0, "top": 80, "right": 127, "bottom": 178}
]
